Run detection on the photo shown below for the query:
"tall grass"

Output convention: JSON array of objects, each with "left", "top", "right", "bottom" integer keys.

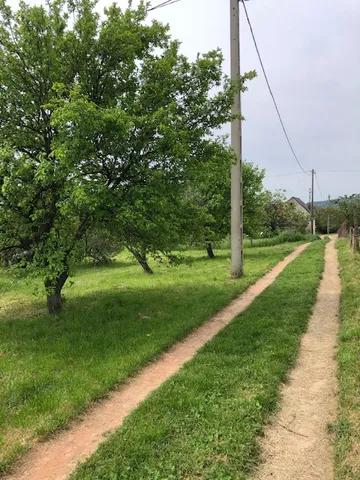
[{"left": 334, "top": 240, "right": 360, "bottom": 480}]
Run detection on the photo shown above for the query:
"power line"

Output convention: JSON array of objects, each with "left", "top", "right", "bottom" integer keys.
[
  {"left": 286, "top": 176, "right": 308, "bottom": 195},
  {"left": 267, "top": 169, "right": 360, "bottom": 178},
  {"left": 316, "top": 169, "right": 360, "bottom": 173},
  {"left": 315, "top": 172, "right": 326, "bottom": 200},
  {"left": 241, "top": 0, "right": 310, "bottom": 177},
  {"left": 143, "top": 0, "right": 359, "bottom": 183},
  {"left": 144, "top": 0, "right": 359, "bottom": 184},
  {"left": 148, "top": 0, "right": 181, "bottom": 12},
  {"left": 147, "top": 0, "right": 311, "bottom": 179},
  {"left": 265, "top": 171, "right": 308, "bottom": 179}
]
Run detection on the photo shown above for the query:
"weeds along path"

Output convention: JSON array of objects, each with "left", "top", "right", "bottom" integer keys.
[
  {"left": 4, "top": 243, "right": 310, "bottom": 480},
  {"left": 253, "top": 239, "right": 340, "bottom": 480}
]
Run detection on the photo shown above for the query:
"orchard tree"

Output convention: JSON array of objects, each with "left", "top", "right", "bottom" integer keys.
[
  {"left": 314, "top": 205, "right": 342, "bottom": 234},
  {"left": 243, "top": 162, "right": 269, "bottom": 239},
  {"left": 334, "top": 195, "right": 360, "bottom": 227},
  {"left": 115, "top": 174, "right": 210, "bottom": 273},
  {"left": 186, "top": 140, "right": 233, "bottom": 258},
  {"left": 189, "top": 149, "right": 267, "bottom": 258},
  {"left": 0, "top": 0, "right": 255, "bottom": 313}
]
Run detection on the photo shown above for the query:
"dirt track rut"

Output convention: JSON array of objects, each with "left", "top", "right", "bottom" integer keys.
[{"left": 253, "top": 240, "right": 340, "bottom": 480}]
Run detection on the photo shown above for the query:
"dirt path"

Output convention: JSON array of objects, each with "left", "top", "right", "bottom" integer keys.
[
  {"left": 4, "top": 243, "right": 309, "bottom": 480},
  {"left": 253, "top": 240, "right": 340, "bottom": 480}
]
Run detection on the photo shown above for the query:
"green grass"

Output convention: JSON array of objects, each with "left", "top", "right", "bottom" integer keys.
[
  {"left": 335, "top": 240, "right": 360, "bottom": 480},
  {"left": 0, "top": 243, "right": 304, "bottom": 474},
  {"left": 245, "top": 233, "right": 320, "bottom": 248},
  {"left": 215, "top": 233, "right": 320, "bottom": 250},
  {"left": 71, "top": 240, "right": 326, "bottom": 480}
]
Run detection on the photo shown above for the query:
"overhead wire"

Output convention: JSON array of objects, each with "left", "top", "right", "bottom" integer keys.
[
  {"left": 316, "top": 169, "right": 360, "bottom": 173},
  {"left": 145, "top": 0, "right": 357, "bottom": 187},
  {"left": 266, "top": 168, "right": 360, "bottom": 178},
  {"left": 240, "top": 0, "right": 310, "bottom": 176},
  {"left": 285, "top": 176, "right": 309, "bottom": 195},
  {"left": 148, "top": 0, "right": 181, "bottom": 12},
  {"left": 265, "top": 171, "right": 309, "bottom": 179},
  {"left": 315, "top": 172, "right": 326, "bottom": 201}
]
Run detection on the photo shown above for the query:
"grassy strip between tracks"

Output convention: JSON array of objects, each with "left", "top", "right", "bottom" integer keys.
[
  {"left": 72, "top": 240, "right": 325, "bottom": 480},
  {"left": 334, "top": 240, "right": 360, "bottom": 480},
  {"left": 0, "top": 243, "right": 306, "bottom": 474}
]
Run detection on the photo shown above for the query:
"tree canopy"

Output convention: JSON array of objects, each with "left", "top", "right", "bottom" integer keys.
[
  {"left": 314, "top": 204, "right": 342, "bottom": 234},
  {"left": 334, "top": 195, "right": 360, "bottom": 227},
  {"left": 187, "top": 143, "right": 268, "bottom": 258},
  {"left": 0, "top": 0, "right": 255, "bottom": 312}
]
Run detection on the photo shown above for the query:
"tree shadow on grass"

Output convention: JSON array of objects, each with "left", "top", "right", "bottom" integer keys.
[
  {"left": 182, "top": 249, "right": 278, "bottom": 266},
  {"left": 0, "top": 241, "right": 314, "bottom": 474},
  {"left": 0, "top": 279, "right": 246, "bottom": 467},
  {"left": 75, "top": 258, "right": 138, "bottom": 272},
  {"left": 1, "top": 280, "right": 240, "bottom": 355}
]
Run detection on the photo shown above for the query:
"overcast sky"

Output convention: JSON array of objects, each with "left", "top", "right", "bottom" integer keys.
[
  {"left": 9, "top": 0, "right": 360, "bottom": 202},
  {"left": 123, "top": 0, "right": 360, "bottom": 202}
]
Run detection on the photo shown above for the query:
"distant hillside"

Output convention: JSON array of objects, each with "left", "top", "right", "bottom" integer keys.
[{"left": 314, "top": 200, "right": 338, "bottom": 208}]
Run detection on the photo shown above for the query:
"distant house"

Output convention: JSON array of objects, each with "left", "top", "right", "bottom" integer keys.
[
  {"left": 287, "top": 197, "right": 311, "bottom": 215},
  {"left": 287, "top": 197, "right": 314, "bottom": 233}
]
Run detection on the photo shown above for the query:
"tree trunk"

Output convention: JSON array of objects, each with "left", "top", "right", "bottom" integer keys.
[
  {"left": 206, "top": 243, "right": 215, "bottom": 259},
  {"left": 250, "top": 237, "right": 253, "bottom": 248},
  {"left": 46, "top": 291, "right": 63, "bottom": 314},
  {"left": 129, "top": 248, "right": 153, "bottom": 274},
  {"left": 45, "top": 271, "right": 69, "bottom": 315}
]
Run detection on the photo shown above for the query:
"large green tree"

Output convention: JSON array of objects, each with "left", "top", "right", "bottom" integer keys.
[
  {"left": 115, "top": 174, "right": 210, "bottom": 273},
  {"left": 334, "top": 194, "right": 360, "bottom": 227},
  {"left": 242, "top": 162, "right": 269, "bottom": 238},
  {"left": 0, "top": 0, "right": 255, "bottom": 312},
  {"left": 189, "top": 151, "right": 268, "bottom": 258}
]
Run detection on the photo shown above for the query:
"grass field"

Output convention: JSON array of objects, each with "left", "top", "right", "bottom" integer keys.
[
  {"left": 211, "top": 233, "right": 320, "bottom": 251},
  {"left": 0, "top": 243, "right": 305, "bottom": 474},
  {"left": 335, "top": 240, "right": 360, "bottom": 480},
  {"left": 71, "top": 240, "right": 326, "bottom": 480}
]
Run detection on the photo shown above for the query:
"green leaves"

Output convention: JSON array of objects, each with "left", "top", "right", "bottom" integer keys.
[
  {"left": 188, "top": 147, "right": 268, "bottom": 246},
  {"left": 0, "top": 0, "right": 255, "bottom": 310},
  {"left": 334, "top": 194, "right": 360, "bottom": 226}
]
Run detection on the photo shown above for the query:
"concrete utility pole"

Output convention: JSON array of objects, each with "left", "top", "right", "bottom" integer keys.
[
  {"left": 311, "top": 169, "right": 315, "bottom": 234},
  {"left": 230, "top": 0, "right": 243, "bottom": 277},
  {"left": 327, "top": 194, "right": 331, "bottom": 235}
]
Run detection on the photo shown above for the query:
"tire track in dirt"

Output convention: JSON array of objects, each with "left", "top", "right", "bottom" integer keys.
[{"left": 252, "top": 240, "right": 340, "bottom": 480}]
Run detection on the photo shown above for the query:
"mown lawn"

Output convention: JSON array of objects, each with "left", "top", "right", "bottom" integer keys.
[
  {"left": 0, "top": 243, "right": 303, "bottom": 473},
  {"left": 335, "top": 240, "right": 360, "bottom": 480},
  {"left": 71, "top": 240, "right": 325, "bottom": 480}
]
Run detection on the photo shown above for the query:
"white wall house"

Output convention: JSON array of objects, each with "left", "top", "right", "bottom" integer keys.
[{"left": 287, "top": 197, "right": 315, "bottom": 233}]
